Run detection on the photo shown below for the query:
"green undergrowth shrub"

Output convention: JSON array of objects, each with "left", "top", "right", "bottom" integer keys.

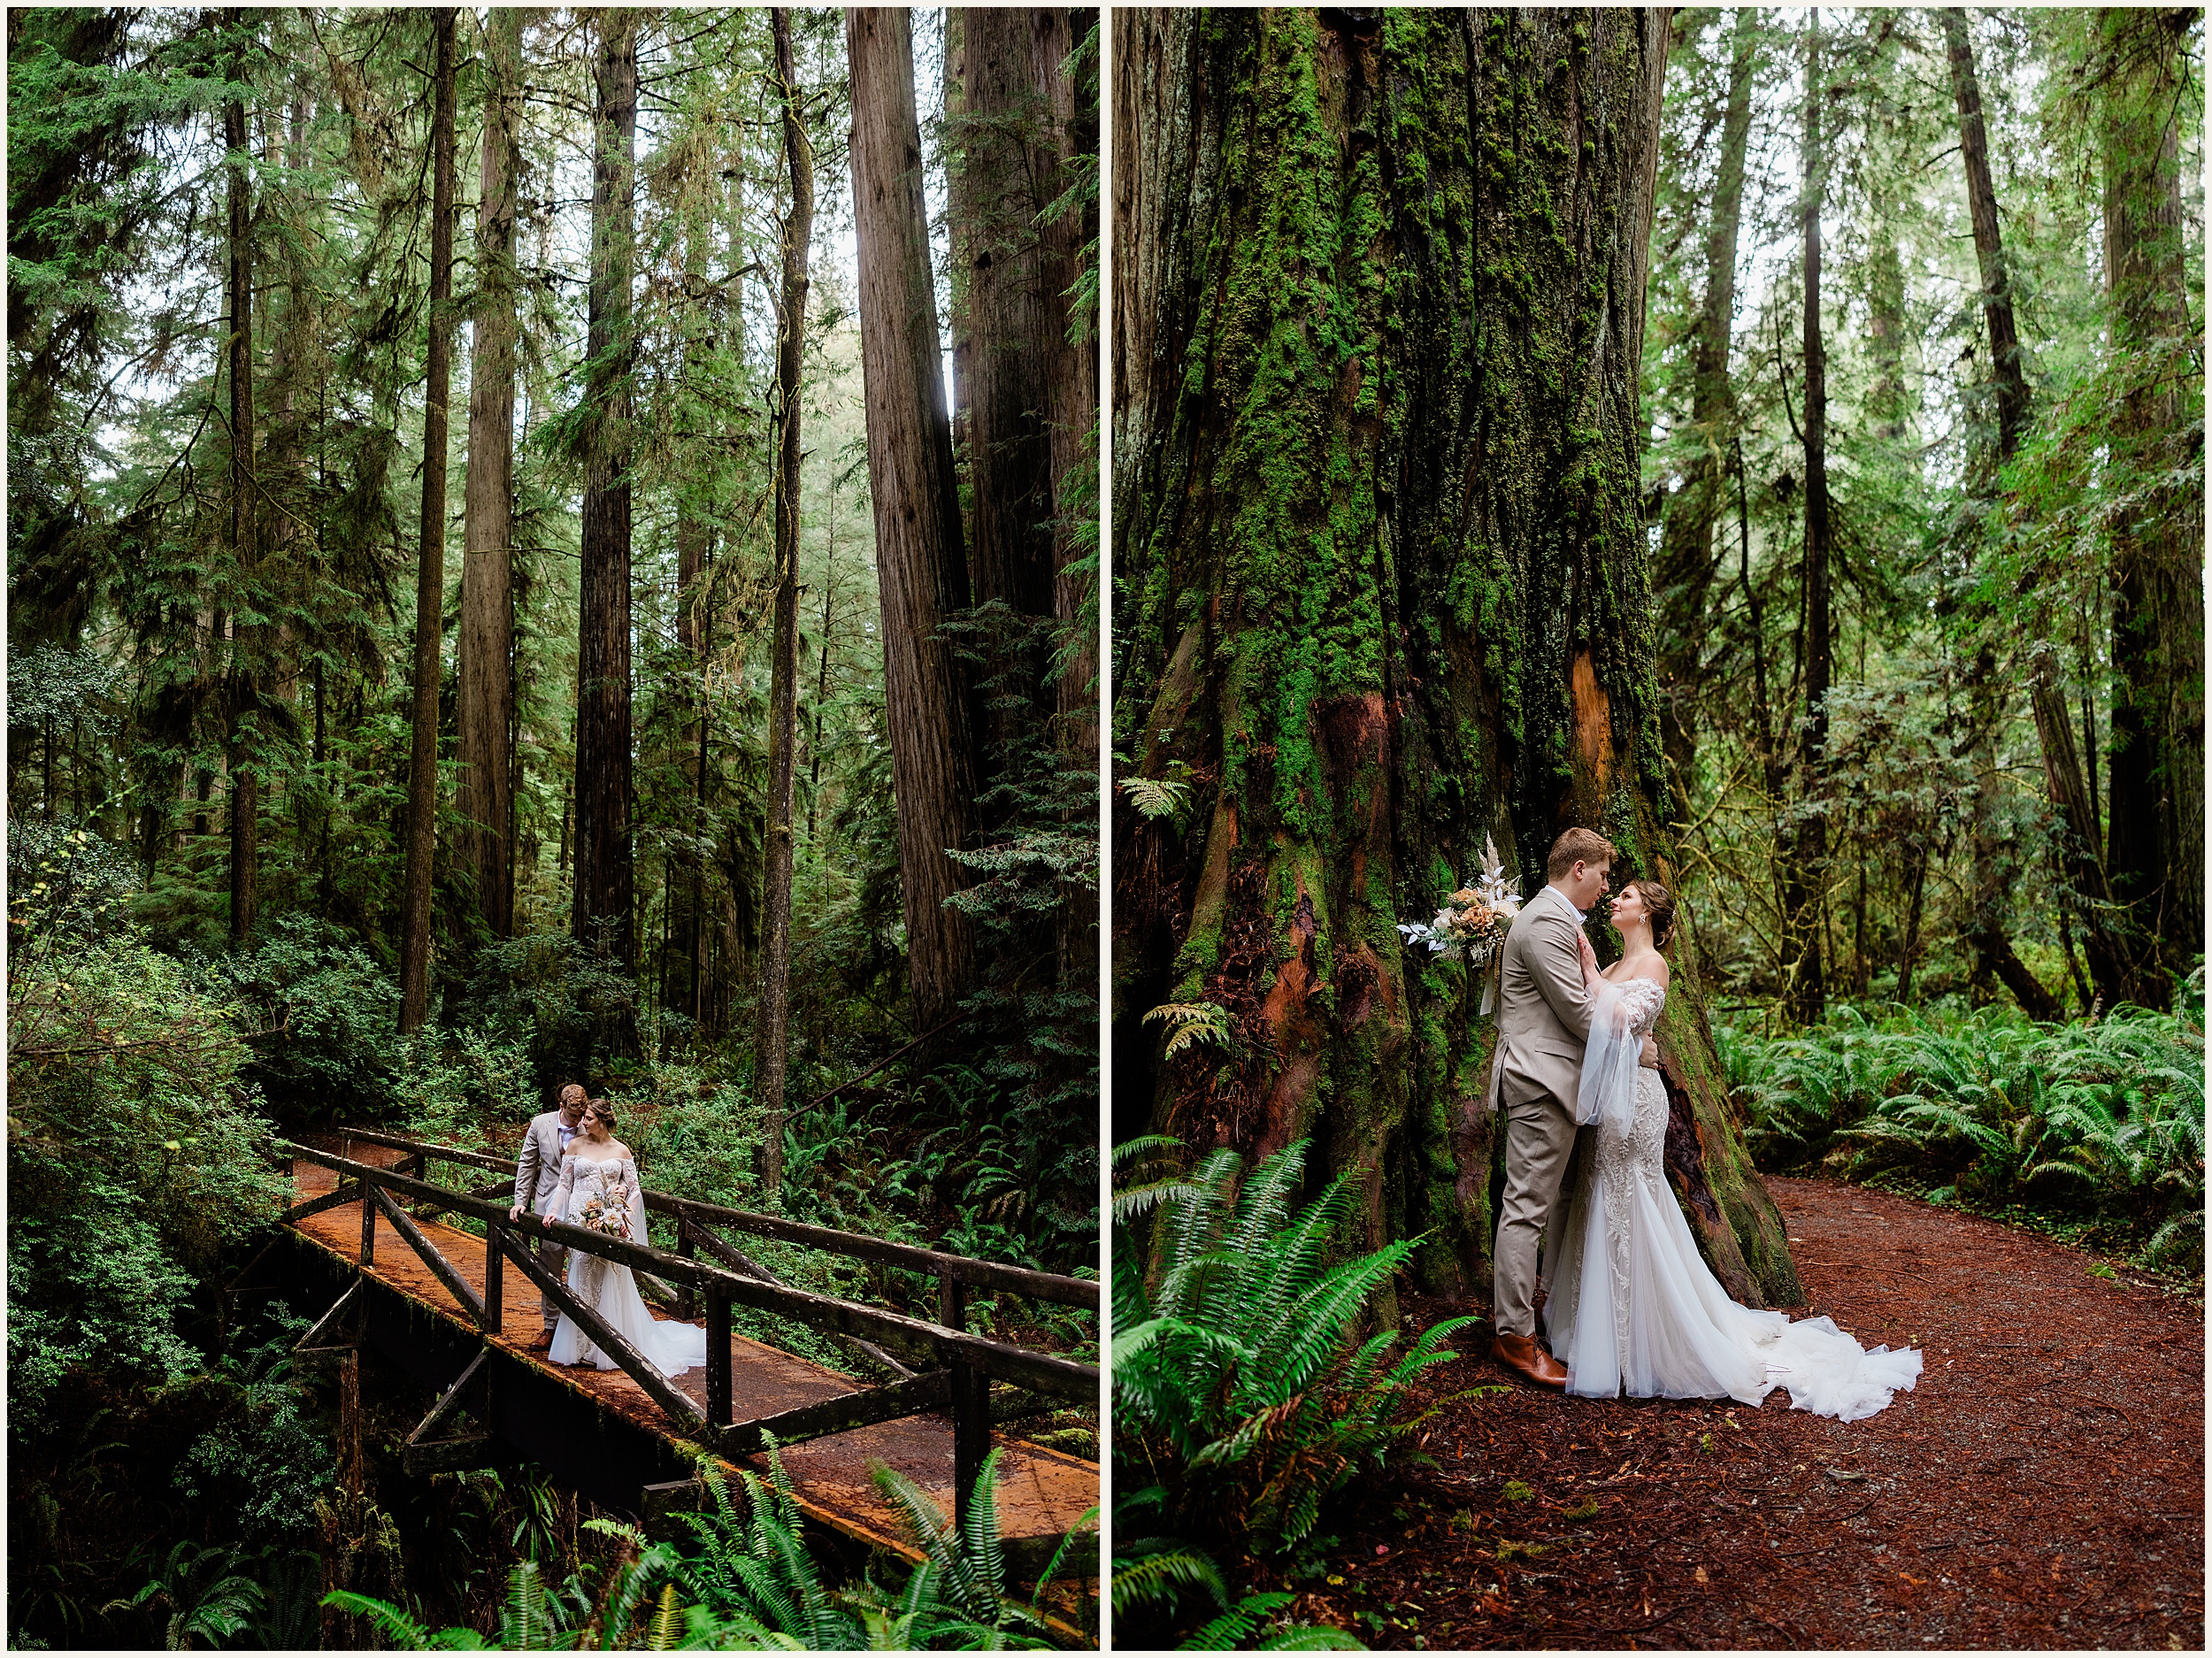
[
  {"left": 1111, "top": 1136, "right": 1471, "bottom": 1648},
  {"left": 7, "top": 923, "right": 291, "bottom": 1416},
  {"left": 1730, "top": 994, "right": 2206, "bottom": 1274}
]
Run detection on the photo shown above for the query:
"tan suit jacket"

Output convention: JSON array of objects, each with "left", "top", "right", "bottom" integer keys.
[
  {"left": 512, "top": 1111, "right": 577, "bottom": 1217},
  {"left": 1489, "top": 880, "right": 1598, "bottom": 1111}
]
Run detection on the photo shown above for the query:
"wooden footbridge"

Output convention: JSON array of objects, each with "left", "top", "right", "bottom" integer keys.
[{"left": 260, "top": 1129, "right": 1098, "bottom": 1577}]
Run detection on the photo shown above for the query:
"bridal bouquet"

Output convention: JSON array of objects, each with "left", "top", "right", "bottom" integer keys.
[
  {"left": 578, "top": 1183, "right": 633, "bottom": 1241},
  {"left": 1399, "top": 836, "right": 1522, "bottom": 1008}
]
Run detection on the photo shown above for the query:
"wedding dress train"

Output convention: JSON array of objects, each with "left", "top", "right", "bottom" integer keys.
[
  {"left": 545, "top": 1153, "right": 709, "bottom": 1377},
  {"left": 1541, "top": 978, "right": 1922, "bottom": 1423}
]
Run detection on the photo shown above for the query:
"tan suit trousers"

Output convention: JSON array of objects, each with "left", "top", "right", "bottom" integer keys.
[{"left": 1492, "top": 1084, "right": 1582, "bottom": 1339}]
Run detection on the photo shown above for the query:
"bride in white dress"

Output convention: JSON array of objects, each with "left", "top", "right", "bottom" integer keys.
[
  {"left": 1540, "top": 880, "right": 1921, "bottom": 1423},
  {"left": 539, "top": 1101, "right": 708, "bottom": 1378}
]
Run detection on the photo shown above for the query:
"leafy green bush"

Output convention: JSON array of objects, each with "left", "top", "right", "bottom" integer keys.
[
  {"left": 1732, "top": 999, "right": 2205, "bottom": 1270},
  {"left": 188, "top": 915, "right": 403, "bottom": 1119},
  {"left": 8, "top": 930, "right": 290, "bottom": 1415}
]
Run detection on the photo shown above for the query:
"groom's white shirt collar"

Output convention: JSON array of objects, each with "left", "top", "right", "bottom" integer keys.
[{"left": 1544, "top": 882, "right": 1588, "bottom": 923}]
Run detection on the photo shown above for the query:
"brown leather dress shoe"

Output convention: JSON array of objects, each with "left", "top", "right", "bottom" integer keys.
[{"left": 1493, "top": 1332, "right": 1570, "bottom": 1388}]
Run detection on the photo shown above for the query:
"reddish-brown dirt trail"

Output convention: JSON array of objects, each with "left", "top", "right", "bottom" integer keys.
[{"left": 1287, "top": 1178, "right": 2203, "bottom": 1650}]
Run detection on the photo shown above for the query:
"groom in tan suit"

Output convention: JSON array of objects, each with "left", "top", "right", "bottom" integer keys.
[
  {"left": 512, "top": 1082, "right": 588, "bottom": 1348},
  {"left": 1487, "top": 827, "right": 1613, "bottom": 1387}
]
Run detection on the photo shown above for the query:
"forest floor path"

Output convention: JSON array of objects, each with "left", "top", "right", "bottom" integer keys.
[{"left": 1294, "top": 1177, "right": 2203, "bottom": 1650}]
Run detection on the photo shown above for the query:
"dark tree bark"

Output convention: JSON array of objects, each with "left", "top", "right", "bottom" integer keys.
[
  {"left": 1933, "top": 9, "right": 2064, "bottom": 1021},
  {"left": 457, "top": 5, "right": 519, "bottom": 940},
  {"left": 1781, "top": 12, "right": 1831, "bottom": 1028},
  {"left": 847, "top": 5, "right": 980, "bottom": 1035},
  {"left": 949, "top": 7, "right": 1058, "bottom": 625},
  {"left": 758, "top": 6, "right": 814, "bottom": 1193},
  {"left": 1040, "top": 7, "right": 1100, "bottom": 987},
  {"left": 223, "top": 19, "right": 258, "bottom": 948},
  {"left": 1940, "top": 8, "right": 2030, "bottom": 464},
  {"left": 1656, "top": 4, "right": 1756, "bottom": 807},
  {"left": 2099, "top": 5, "right": 2203, "bottom": 995},
  {"left": 398, "top": 8, "right": 457, "bottom": 1033},
  {"left": 574, "top": 9, "right": 639, "bottom": 994},
  {"left": 1113, "top": 9, "right": 1799, "bottom": 1313}
]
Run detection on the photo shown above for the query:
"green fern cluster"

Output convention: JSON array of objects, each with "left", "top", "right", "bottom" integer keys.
[
  {"left": 1736, "top": 1000, "right": 2204, "bottom": 1269},
  {"left": 319, "top": 1444, "right": 1092, "bottom": 1651},
  {"left": 1110, "top": 1136, "right": 1472, "bottom": 1648}
]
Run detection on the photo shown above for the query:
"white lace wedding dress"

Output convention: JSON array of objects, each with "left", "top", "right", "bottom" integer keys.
[
  {"left": 1540, "top": 977, "right": 1922, "bottom": 1422},
  {"left": 544, "top": 1153, "right": 709, "bottom": 1378}
]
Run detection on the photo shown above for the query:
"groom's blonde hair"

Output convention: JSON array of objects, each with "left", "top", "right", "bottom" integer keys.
[{"left": 1547, "top": 826, "right": 1616, "bottom": 879}]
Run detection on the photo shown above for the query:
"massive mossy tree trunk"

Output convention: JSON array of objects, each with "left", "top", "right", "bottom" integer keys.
[
  {"left": 457, "top": 5, "right": 520, "bottom": 941},
  {"left": 398, "top": 7, "right": 457, "bottom": 1033},
  {"left": 1113, "top": 8, "right": 1799, "bottom": 1310},
  {"left": 2098, "top": 6, "right": 2203, "bottom": 995},
  {"left": 1655, "top": 5, "right": 1755, "bottom": 809},
  {"left": 574, "top": 10, "right": 639, "bottom": 992},
  {"left": 758, "top": 5, "right": 814, "bottom": 1193},
  {"left": 849, "top": 6, "right": 980, "bottom": 1035}
]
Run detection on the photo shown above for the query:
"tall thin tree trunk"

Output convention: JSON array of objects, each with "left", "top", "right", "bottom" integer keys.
[
  {"left": 574, "top": 9, "right": 640, "bottom": 1002},
  {"left": 1941, "top": 9, "right": 2030, "bottom": 464},
  {"left": 1936, "top": 7, "right": 2062, "bottom": 1020},
  {"left": 807, "top": 508, "right": 840, "bottom": 845},
  {"left": 223, "top": 20, "right": 258, "bottom": 948},
  {"left": 848, "top": 6, "right": 981, "bottom": 1036},
  {"left": 398, "top": 8, "right": 458, "bottom": 1033},
  {"left": 1655, "top": 4, "right": 1756, "bottom": 806},
  {"left": 458, "top": 5, "right": 519, "bottom": 940},
  {"left": 1783, "top": 12, "right": 1830, "bottom": 1028},
  {"left": 2099, "top": 5, "right": 2202, "bottom": 997},
  {"left": 758, "top": 6, "right": 815, "bottom": 1193}
]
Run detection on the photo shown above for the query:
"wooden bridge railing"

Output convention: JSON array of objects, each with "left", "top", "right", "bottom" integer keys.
[{"left": 281, "top": 1138, "right": 1097, "bottom": 1524}]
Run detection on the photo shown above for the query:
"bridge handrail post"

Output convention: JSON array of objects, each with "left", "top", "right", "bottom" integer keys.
[
  {"left": 941, "top": 1271, "right": 987, "bottom": 1531},
  {"left": 675, "top": 1216, "right": 697, "bottom": 1321},
  {"left": 484, "top": 1217, "right": 504, "bottom": 1334},
  {"left": 359, "top": 1173, "right": 376, "bottom": 1266},
  {"left": 705, "top": 1287, "right": 732, "bottom": 1430}
]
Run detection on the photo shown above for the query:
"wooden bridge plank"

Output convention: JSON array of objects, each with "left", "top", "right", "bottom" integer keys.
[{"left": 281, "top": 1157, "right": 1096, "bottom": 1557}]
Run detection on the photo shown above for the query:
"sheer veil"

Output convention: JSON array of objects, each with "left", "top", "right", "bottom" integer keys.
[{"left": 1576, "top": 978, "right": 1640, "bottom": 1132}]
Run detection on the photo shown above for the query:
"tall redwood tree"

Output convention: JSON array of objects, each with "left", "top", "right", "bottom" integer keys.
[
  {"left": 573, "top": 9, "right": 639, "bottom": 990},
  {"left": 847, "top": 6, "right": 981, "bottom": 1036}
]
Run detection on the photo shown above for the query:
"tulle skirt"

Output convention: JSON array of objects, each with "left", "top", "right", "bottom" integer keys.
[
  {"left": 549, "top": 1253, "right": 710, "bottom": 1378},
  {"left": 1542, "top": 1078, "right": 1922, "bottom": 1424}
]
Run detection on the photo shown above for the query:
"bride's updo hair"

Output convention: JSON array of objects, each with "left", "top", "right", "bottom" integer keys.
[
  {"left": 586, "top": 1098, "right": 618, "bottom": 1133},
  {"left": 1631, "top": 879, "right": 1679, "bottom": 950}
]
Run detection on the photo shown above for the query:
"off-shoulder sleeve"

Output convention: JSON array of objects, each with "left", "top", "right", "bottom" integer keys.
[
  {"left": 622, "top": 1160, "right": 647, "bottom": 1245},
  {"left": 548, "top": 1153, "right": 579, "bottom": 1224}
]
